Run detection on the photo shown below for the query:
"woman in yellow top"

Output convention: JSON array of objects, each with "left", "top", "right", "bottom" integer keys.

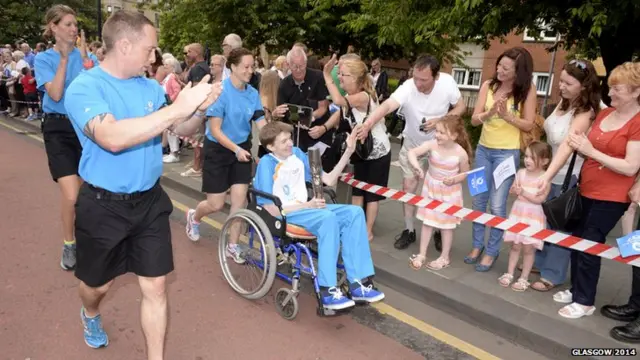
[{"left": 468, "top": 47, "right": 538, "bottom": 271}]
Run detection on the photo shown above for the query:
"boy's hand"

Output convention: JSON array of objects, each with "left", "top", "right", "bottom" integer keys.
[{"left": 308, "top": 197, "right": 326, "bottom": 209}]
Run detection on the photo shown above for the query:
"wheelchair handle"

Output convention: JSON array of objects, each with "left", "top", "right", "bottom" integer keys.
[{"left": 248, "top": 187, "right": 283, "bottom": 208}]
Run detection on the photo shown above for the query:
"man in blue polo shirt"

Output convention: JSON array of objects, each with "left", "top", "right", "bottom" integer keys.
[{"left": 63, "top": 11, "right": 219, "bottom": 358}]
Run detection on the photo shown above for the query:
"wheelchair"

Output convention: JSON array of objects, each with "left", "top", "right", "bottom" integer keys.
[{"left": 218, "top": 182, "right": 349, "bottom": 321}]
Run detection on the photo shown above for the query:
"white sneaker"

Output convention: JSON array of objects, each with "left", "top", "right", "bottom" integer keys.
[
  {"left": 185, "top": 209, "right": 200, "bottom": 241},
  {"left": 163, "top": 154, "right": 180, "bottom": 163}
]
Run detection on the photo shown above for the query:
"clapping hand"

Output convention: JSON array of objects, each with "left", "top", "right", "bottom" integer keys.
[
  {"left": 173, "top": 75, "right": 213, "bottom": 117},
  {"left": 197, "top": 76, "right": 223, "bottom": 112},
  {"left": 567, "top": 130, "right": 594, "bottom": 157},
  {"left": 323, "top": 54, "right": 338, "bottom": 77}
]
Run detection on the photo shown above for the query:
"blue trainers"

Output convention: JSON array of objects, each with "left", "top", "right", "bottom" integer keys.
[
  {"left": 81, "top": 307, "right": 108, "bottom": 349},
  {"left": 350, "top": 280, "right": 385, "bottom": 303},
  {"left": 321, "top": 287, "right": 355, "bottom": 310}
]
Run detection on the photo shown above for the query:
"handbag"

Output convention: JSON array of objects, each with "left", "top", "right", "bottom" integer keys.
[
  {"left": 331, "top": 96, "right": 373, "bottom": 163},
  {"left": 541, "top": 151, "right": 583, "bottom": 232}
]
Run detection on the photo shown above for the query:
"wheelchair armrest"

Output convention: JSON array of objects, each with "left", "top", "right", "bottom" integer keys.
[
  {"left": 248, "top": 187, "right": 283, "bottom": 209},
  {"left": 305, "top": 181, "right": 337, "bottom": 202}
]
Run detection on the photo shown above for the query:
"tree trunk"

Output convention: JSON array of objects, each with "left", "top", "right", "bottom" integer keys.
[{"left": 598, "top": 21, "right": 638, "bottom": 106}]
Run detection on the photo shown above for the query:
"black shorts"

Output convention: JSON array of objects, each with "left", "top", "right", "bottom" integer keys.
[
  {"left": 74, "top": 181, "right": 174, "bottom": 287},
  {"left": 42, "top": 114, "right": 82, "bottom": 181},
  {"left": 202, "top": 139, "right": 252, "bottom": 194},
  {"left": 352, "top": 151, "right": 392, "bottom": 203}
]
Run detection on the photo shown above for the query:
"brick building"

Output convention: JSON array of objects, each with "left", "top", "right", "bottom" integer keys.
[{"left": 443, "top": 29, "right": 606, "bottom": 114}]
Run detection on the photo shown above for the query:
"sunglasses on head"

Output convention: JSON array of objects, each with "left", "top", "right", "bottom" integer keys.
[{"left": 569, "top": 59, "right": 587, "bottom": 71}]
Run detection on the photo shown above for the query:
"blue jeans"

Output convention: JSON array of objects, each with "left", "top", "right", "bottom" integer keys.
[
  {"left": 471, "top": 145, "right": 520, "bottom": 257},
  {"left": 533, "top": 175, "right": 578, "bottom": 285},
  {"left": 286, "top": 204, "right": 375, "bottom": 287}
]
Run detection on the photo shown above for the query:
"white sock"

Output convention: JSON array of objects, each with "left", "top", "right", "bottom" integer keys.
[{"left": 404, "top": 217, "right": 414, "bottom": 232}]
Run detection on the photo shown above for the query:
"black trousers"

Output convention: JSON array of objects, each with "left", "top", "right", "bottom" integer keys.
[{"left": 628, "top": 216, "right": 640, "bottom": 309}]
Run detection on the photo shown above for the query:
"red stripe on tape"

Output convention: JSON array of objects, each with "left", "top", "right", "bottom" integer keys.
[
  {"left": 485, "top": 217, "right": 505, "bottom": 228},
  {"left": 583, "top": 243, "right": 611, "bottom": 256},
  {"left": 507, "top": 222, "right": 529, "bottom": 234}
]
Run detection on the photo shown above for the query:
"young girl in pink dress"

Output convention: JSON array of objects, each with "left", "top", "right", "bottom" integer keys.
[
  {"left": 499, "top": 141, "right": 552, "bottom": 291},
  {"left": 407, "top": 115, "right": 474, "bottom": 271}
]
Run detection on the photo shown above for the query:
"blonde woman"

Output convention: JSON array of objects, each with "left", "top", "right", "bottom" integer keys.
[
  {"left": 323, "top": 54, "right": 391, "bottom": 241},
  {"left": 35, "top": 4, "right": 95, "bottom": 270},
  {"left": 257, "top": 70, "right": 288, "bottom": 157}
]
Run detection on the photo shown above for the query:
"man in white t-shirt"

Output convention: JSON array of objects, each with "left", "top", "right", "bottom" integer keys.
[{"left": 357, "top": 54, "right": 465, "bottom": 250}]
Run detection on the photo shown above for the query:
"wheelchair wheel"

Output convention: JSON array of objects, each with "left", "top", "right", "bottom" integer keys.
[
  {"left": 274, "top": 288, "right": 299, "bottom": 320},
  {"left": 219, "top": 209, "right": 277, "bottom": 300}
]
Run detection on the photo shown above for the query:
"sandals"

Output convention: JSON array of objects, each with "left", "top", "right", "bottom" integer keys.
[
  {"left": 409, "top": 254, "right": 426, "bottom": 270},
  {"left": 511, "top": 278, "right": 530, "bottom": 292},
  {"left": 410, "top": 255, "right": 451, "bottom": 271},
  {"left": 426, "top": 257, "right": 450, "bottom": 270},
  {"left": 498, "top": 274, "right": 530, "bottom": 291},
  {"left": 558, "top": 302, "right": 595, "bottom": 319},
  {"left": 498, "top": 273, "right": 514, "bottom": 287},
  {"left": 553, "top": 289, "right": 573, "bottom": 304},
  {"left": 531, "top": 278, "right": 556, "bottom": 292}
]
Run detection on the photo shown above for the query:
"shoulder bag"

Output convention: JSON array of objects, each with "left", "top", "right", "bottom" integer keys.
[{"left": 541, "top": 151, "right": 583, "bottom": 232}]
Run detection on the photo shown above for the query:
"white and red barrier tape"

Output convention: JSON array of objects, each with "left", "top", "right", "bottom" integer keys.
[
  {"left": 167, "top": 131, "right": 640, "bottom": 267},
  {"left": 340, "top": 173, "right": 640, "bottom": 267}
]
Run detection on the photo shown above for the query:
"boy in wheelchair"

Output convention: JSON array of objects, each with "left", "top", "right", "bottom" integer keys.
[{"left": 254, "top": 121, "right": 385, "bottom": 310}]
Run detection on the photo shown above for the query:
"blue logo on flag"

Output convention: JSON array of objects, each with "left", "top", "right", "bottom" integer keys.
[
  {"left": 467, "top": 167, "right": 488, "bottom": 197},
  {"left": 616, "top": 230, "right": 640, "bottom": 258}
]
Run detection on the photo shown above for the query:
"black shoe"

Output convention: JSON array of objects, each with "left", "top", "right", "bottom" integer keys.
[
  {"left": 601, "top": 304, "right": 640, "bottom": 322},
  {"left": 610, "top": 318, "right": 640, "bottom": 343},
  {"left": 433, "top": 230, "right": 442, "bottom": 253},
  {"left": 394, "top": 229, "right": 416, "bottom": 250}
]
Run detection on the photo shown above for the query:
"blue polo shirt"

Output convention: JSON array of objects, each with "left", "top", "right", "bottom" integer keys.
[
  {"left": 64, "top": 66, "right": 167, "bottom": 194},
  {"left": 205, "top": 77, "right": 264, "bottom": 144},
  {"left": 34, "top": 48, "right": 86, "bottom": 114}
]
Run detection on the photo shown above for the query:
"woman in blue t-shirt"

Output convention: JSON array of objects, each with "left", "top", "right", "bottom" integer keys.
[
  {"left": 185, "top": 48, "right": 267, "bottom": 255},
  {"left": 35, "top": 4, "right": 94, "bottom": 271}
]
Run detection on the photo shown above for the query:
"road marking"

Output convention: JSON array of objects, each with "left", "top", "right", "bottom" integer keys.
[
  {"left": 171, "top": 196, "right": 502, "bottom": 360},
  {"left": 1, "top": 118, "right": 501, "bottom": 360}
]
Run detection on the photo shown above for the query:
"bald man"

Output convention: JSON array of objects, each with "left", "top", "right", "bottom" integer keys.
[{"left": 185, "top": 43, "right": 210, "bottom": 84}]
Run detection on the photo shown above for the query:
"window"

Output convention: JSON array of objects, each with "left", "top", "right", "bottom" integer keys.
[
  {"left": 452, "top": 68, "right": 482, "bottom": 90},
  {"left": 532, "top": 72, "right": 553, "bottom": 96},
  {"left": 523, "top": 22, "right": 559, "bottom": 42}
]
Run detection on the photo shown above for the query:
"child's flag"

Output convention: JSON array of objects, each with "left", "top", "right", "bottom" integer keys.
[
  {"left": 466, "top": 167, "right": 487, "bottom": 197},
  {"left": 616, "top": 230, "right": 640, "bottom": 258}
]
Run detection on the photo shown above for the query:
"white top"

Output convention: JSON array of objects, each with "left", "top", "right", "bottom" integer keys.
[
  {"left": 16, "top": 59, "right": 30, "bottom": 74},
  {"left": 390, "top": 73, "right": 461, "bottom": 149},
  {"left": 347, "top": 95, "right": 390, "bottom": 160},
  {"left": 270, "top": 153, "right": 308, "bottom": 207},
  {"left": 544, "top": 106, "right": 583, "bottom": 185}
]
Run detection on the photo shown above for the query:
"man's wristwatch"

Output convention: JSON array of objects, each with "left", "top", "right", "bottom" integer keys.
[{"left": 194, "top": 110, "right": 206, "bottom": 118}]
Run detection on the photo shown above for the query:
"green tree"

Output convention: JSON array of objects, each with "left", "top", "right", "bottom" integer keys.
[
  {"left": 333, "top": 0, "right": 639, "bottom": 95},
  {"left": 0, "top": 0, "right": 102, "bottom": 46},
  {"left": 153, "top": 0, "right": 404, "bottom": 61}
]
